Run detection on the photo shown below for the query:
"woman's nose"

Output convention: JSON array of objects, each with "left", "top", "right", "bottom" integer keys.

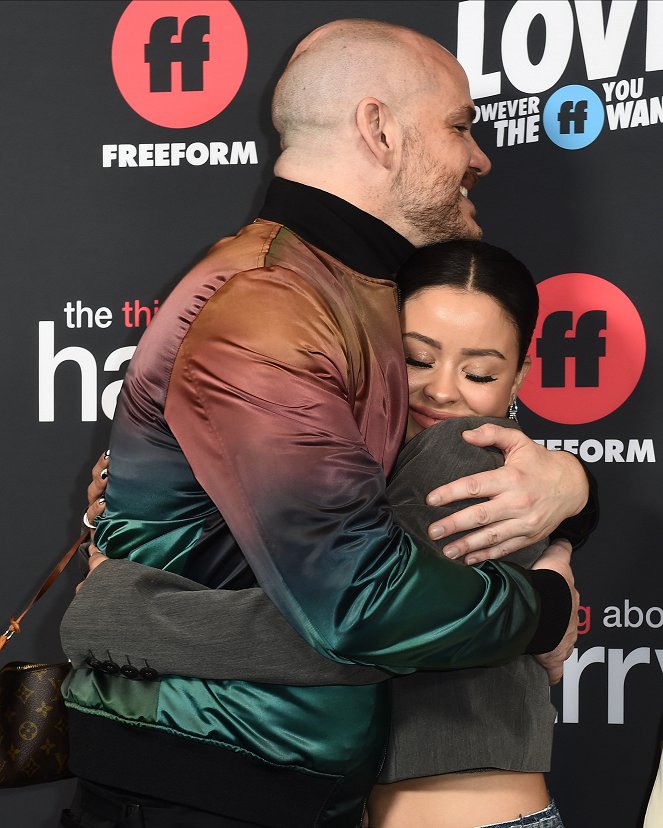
[{"left": 423, "top": 370, "right": 458, "bottom": 405}]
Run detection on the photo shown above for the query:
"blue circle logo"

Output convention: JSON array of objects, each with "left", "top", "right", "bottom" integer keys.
[{"left": 543, "top": 85, "right": 605, "bottom": 149}]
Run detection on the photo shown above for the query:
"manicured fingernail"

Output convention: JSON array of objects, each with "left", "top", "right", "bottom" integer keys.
[
  {"left": 427, "top": 494, "right": 440, "bottom": 506},
  {"left": 465, "top": 557, "right": 478, "bottom": 565},
  {"left": 429, "top": 526, "right": 444, "bottom": 540},
  {"left": 104, "top": 449, "right": 111, "bottom": 459},
  {"left": 100, "top": 469, "right": 108, "bottom": 480},
  {"left": 444, "top": 545, "right": 460, "bottom": 558}
]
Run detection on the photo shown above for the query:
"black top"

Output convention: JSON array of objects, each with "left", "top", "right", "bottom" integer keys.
[{"left": 260, "top": 177, "right": 414, "bottom": 278}]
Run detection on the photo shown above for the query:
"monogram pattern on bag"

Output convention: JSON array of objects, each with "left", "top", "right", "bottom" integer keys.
[{"left": 0, "top": 662, "right": 72, "bottom": 786}]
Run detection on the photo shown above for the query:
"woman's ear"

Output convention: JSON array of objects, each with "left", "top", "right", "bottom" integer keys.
[
  {"left": 355, "top": 97, "right": 398, "bottom": 169},
  {"left": 512, "top": 354, "right": 531, "bottom": 396}
]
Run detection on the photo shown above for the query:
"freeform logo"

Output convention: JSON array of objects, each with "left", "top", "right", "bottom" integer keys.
[
  {"left": 102, "top": 141, "right": 257, "bottom": 168},
  {"left": 112, "top": 1, "right": 248, "bottom": 128},
  {"left": 519, "top": 273, "right": 646, "bottom": 424},
  {"left": 537, "top": 308, "right": 606, "bottom": 388},
  {"left": 542, "top": 85, "right": 605, "bottom": 149},
  {"left": 532, "top": 437, "right": 655, "bottom": 464},
  {"left": 145, "top": 15, "right": 210, "bottom": 93},
  {"left": 558, "top": 100, "right": 588, "bottom": 134}
]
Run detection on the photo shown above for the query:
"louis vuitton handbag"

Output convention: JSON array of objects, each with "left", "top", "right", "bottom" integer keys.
[{"left": 0, "top": 530, "right": 88, "bottom": 787}]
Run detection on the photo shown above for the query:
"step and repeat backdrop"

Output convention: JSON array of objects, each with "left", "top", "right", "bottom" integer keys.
[{"left": 1, "top": 1, "right": 661, "bottom": 825}]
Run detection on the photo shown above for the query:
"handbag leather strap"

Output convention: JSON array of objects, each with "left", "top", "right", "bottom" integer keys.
[{"left": 0, "top": 529, "right": 90, "bottom": 651}]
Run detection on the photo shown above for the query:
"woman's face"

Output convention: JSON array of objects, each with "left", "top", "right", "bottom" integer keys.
[{"left": 401, "top": 286, "right": 530, "bottom": 441}]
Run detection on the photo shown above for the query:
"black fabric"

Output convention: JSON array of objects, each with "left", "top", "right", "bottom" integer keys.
[
  {"left": 260, "top": 178, "right": 415, "bottom": 279},
  {"left": 61, "top": 779, "right": 270, "bottom": 827},
  {"left": 551, "top": 461, "right": 600, "bottom": 550},
  {"left": 525, "top": 569, "right": 573, "bottom": 654},
  {"left": 67, "top": 711, "right": 343, "bottom": 828}
]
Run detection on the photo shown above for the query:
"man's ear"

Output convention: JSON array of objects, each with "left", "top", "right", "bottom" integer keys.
[{"left": 355, "top": 97, "right": 398, "bottom": 169}]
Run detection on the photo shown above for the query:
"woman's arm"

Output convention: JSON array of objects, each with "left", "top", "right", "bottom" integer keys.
[
  {"left": 65, "top": 417, "right": 580, "bottom": 683},
  {"left": 62, "top": 556, "right": 391, "bottom": 685}
]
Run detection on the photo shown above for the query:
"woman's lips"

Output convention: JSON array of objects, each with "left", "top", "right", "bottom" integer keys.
[{"left": 408, "top": 406, "right": 460, "bottom": 430}]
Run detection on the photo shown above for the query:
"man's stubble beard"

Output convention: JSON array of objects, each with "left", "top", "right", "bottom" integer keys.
[{"left": 393, "top": 129, "right": 482, "bottom": 245}]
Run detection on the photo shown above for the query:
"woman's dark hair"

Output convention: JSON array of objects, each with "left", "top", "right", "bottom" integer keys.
[{"left": 398, "top": 240, "right": 539, "bottom": 367}]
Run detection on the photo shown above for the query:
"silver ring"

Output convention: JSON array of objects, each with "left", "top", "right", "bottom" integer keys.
[{"left": 82, "top": 510, "right": 97, "bottom": 530}]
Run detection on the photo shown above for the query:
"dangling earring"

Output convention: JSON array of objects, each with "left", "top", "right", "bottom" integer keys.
[{"left": 508, "top": 394, "right": 519, "bottom": 422}]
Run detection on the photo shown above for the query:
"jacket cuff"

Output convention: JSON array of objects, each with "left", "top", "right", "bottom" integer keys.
[
  {"left": 550, "top": 459, "right": 600, "bottom": 551},
  {"left": 525, "top": 569, "right": 572, "bottom": 654}
]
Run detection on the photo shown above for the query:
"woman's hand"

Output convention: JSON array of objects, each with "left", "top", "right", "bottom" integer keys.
[
  {"left": 78, "top": 450, "right": 111, "bottom": 592},
  {"left": 82, "top": 450, "right": 110, "bottom": 535},
  {"left": 425, "top": 424, "right": 589, "bottom": 564},
  {"left": 76, "top": 544, "right": 108, "bottom": 593}
]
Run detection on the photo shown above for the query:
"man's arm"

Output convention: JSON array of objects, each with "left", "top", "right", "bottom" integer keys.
[
  {"left": 65, "top": 540, "right": 574, "bottom": 686},
  {"left": 68, "top": 416, "right": 578, "bottom": 684},
  {"left": 146, "top": 269, "right": 565, "bottom": 671}
]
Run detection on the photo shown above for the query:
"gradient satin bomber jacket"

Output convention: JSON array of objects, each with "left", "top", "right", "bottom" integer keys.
[{"left": 63, "top": 215, "right": 544, "bottom": 827}]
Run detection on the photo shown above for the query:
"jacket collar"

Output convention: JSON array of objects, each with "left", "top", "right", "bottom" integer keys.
[{"left": 259, "top": 178, "right": 415, "bottom": 279}]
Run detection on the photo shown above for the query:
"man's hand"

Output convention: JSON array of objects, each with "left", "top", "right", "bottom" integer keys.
[
  {"left": 82, "top": 451, "right": 110, "bottom": 535},
  {"left": 426, "top": 424, "right": 589, "bottom": 564},
  {"left": 531, "top": 540, "right": 579, "bottom": 685}
]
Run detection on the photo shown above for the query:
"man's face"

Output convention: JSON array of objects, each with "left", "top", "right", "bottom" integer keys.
[{"left": 392, "top": 56, "right": 491, "bottom": 245}]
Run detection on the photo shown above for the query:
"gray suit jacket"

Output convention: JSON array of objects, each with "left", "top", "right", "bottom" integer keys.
[
  {"left": 62, "top": 416, "right": 554, "bottom": 777},
  {"left": 378, "top": 417, "right": 554, "bottom": 779}
]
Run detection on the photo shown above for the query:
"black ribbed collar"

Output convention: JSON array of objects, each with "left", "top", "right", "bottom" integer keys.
[{"left": 259, "top": 178, "right": 414, "bottom": 280}]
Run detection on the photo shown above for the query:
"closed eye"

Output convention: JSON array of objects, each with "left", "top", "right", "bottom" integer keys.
[
  {"left": 464, "top": 372, "right": 497, "bottom": 383},
  {"left": 406, "top": 357, "right": 433, "bottom": 369}
]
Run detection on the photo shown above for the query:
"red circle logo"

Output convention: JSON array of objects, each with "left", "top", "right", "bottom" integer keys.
[
  {"left": 112, "top": 1, "right": 248, "bottom": 128},
  {"left": 520, "top": 273, "right": 646, "bottom": 424}
]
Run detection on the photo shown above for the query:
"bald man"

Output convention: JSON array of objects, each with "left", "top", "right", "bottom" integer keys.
[{"left": 61, "top": 20, "right": 590, "bottom": 828}]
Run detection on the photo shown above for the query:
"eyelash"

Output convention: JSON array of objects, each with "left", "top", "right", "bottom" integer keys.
[
  {"left": 406, "top": 358, "right": 497, "bottom": 384},
  {"left": 464, "top": 372, "right": 497, "bottom": 384},
  {"left": 455, "top": 124, "right": 469, "bottom": 133},
  {"left": 406, "top": 357, "right": 433, "bottom": 369}
]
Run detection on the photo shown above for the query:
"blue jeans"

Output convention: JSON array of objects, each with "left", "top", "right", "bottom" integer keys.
[{"left": 476, "top": 800, "right": 564, "bottom": 828}]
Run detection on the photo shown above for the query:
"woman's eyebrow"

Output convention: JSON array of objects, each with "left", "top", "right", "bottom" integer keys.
[
  {"left": 403, "top": 332, "right": 441, "bottom": 349},
  {"left": 461, "top": 348, "right": 506, "bottom": 360},
  {"left": 403, "top": 335, "right": 506, "bottom": 361}
]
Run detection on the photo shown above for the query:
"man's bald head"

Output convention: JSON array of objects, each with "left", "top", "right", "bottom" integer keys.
[
  {"left": 270, "top": 18, "right": 489, "bottom": 246},
  {"left": 272, "top": 19, "right": 452, "bottom": 149}
]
